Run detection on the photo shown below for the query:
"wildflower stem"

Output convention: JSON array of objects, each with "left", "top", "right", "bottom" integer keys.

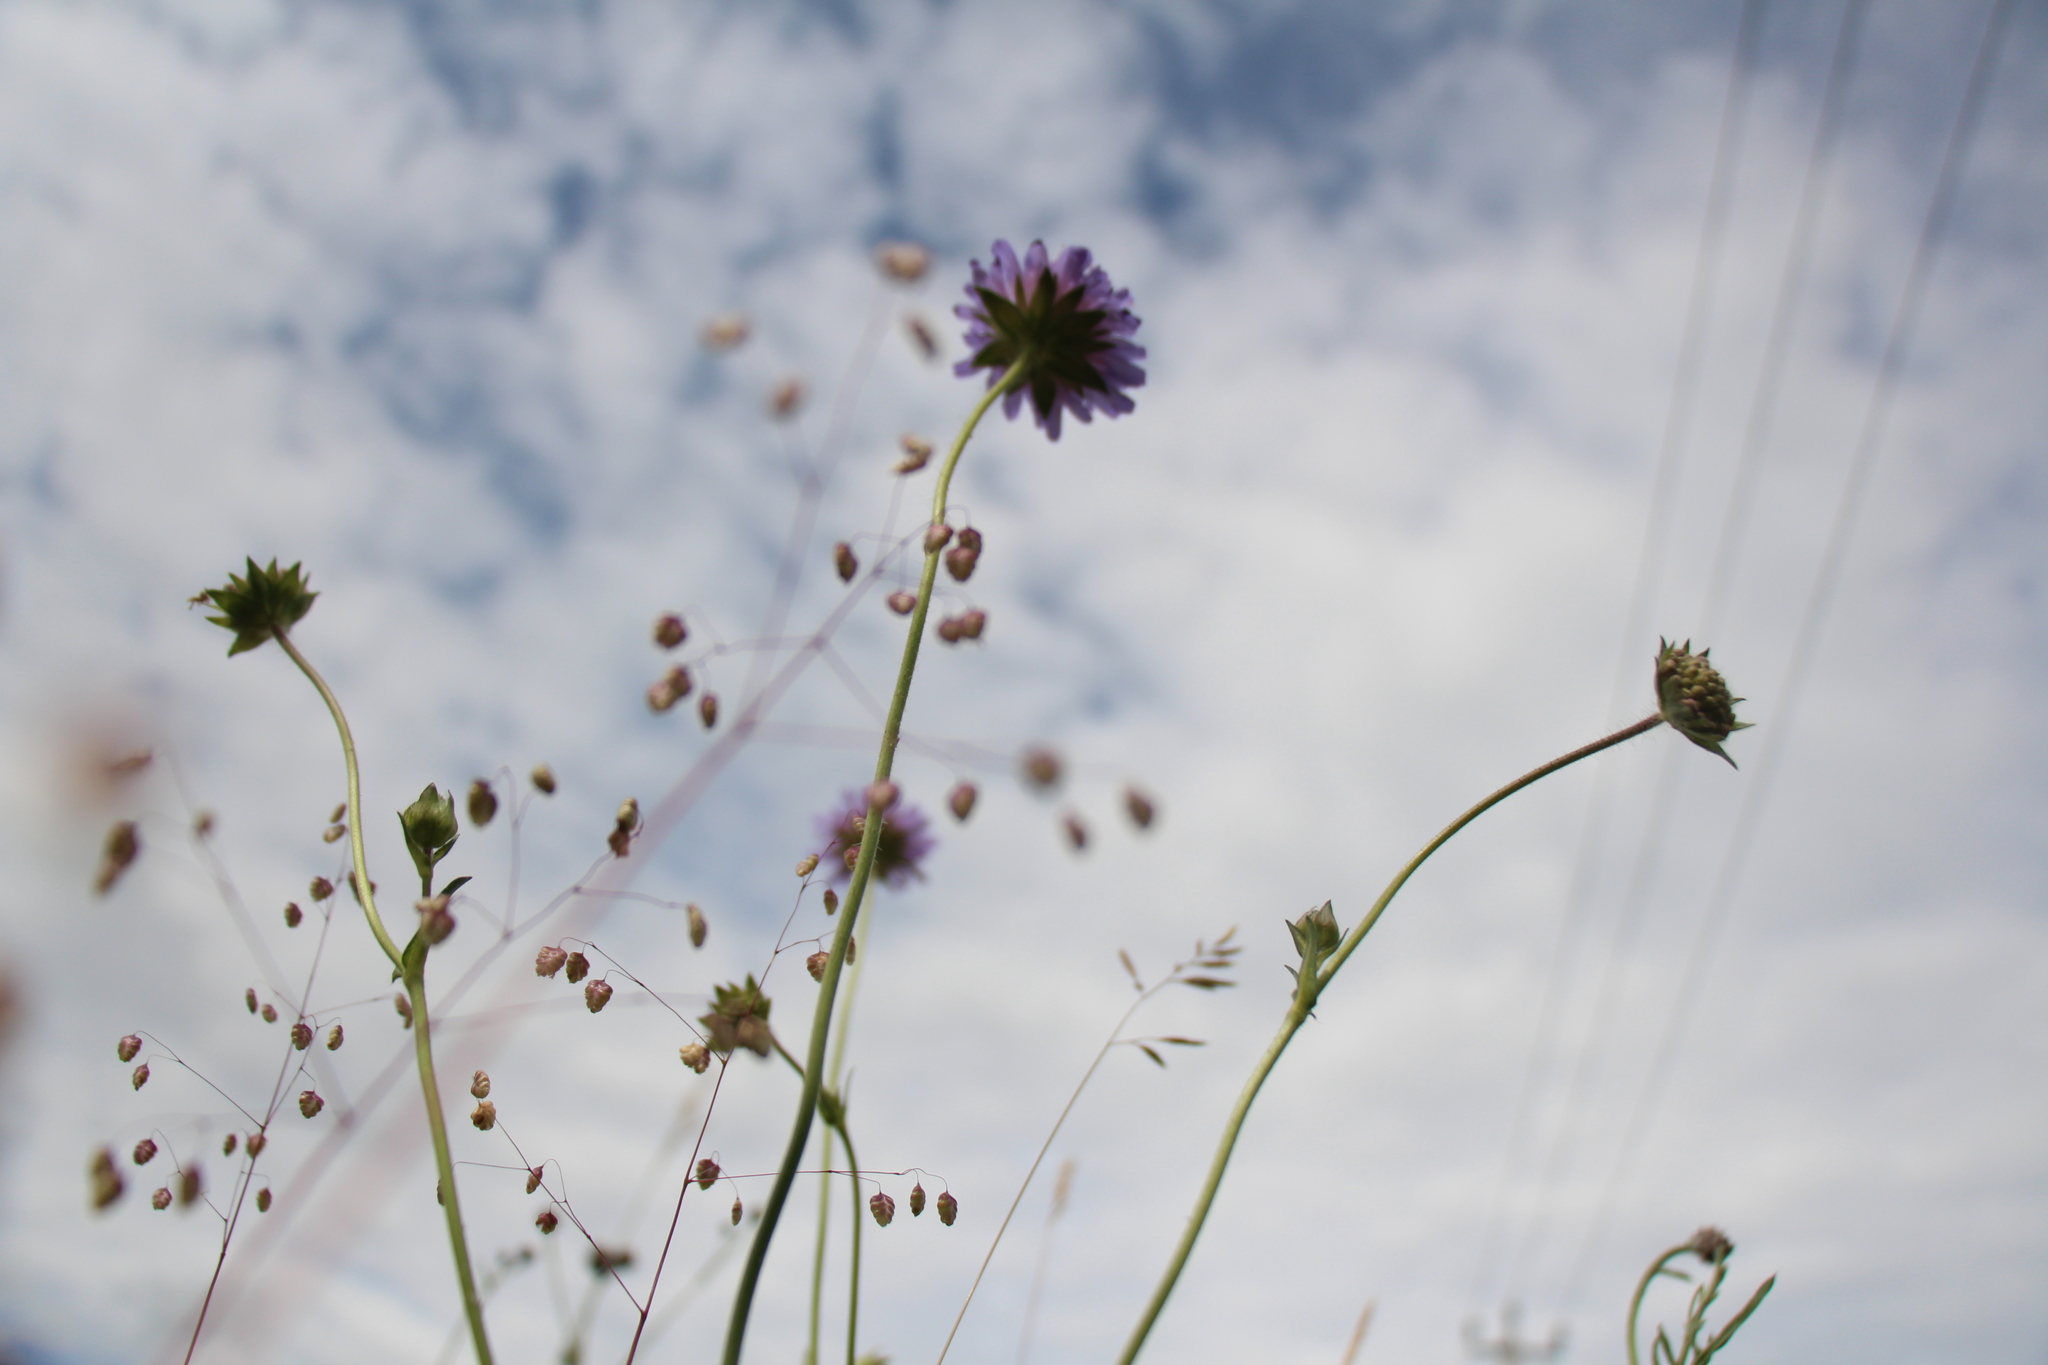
[
  {"left": 1626, "top": 1243, "right": 1696, "bottom": 1365},
  {"left": 1117, "top": 713, "right": 1665, "bottom": 1365},
  {"left": 809, "top": 905, "right": 873, "bottom": 1365},
  {"left": 841, "top": 1124, "right": 864, "bottom": 1365},
  {"left": 722, "top": 357, "right": 1028, "bottom": 1365},
  {"left": 273, "top": 630, "right": 495, "bottom": 1365}
]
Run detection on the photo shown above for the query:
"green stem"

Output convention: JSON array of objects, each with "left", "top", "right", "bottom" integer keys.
[
  {"left": 1627, "top": 1245, "right": 1693, "bottom": 1365},
  {"left": 721, "top": 358, "right": 1027, "bottom": 1365},
  {"left": 274, "top": 630, "right": 495, "bottom": 1365},
  {"left": 1116, "top": 713, "right": 1665, "bottom": 1365},
  {"left": 808, "top": 903, "right": 873, "bottom": 1365},
  {"left": 841, "top": 1125, "right": 864, "bottom": 1365}
]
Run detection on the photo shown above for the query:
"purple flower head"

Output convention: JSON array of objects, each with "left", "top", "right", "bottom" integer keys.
[
  {"left": 954, "top": 240, "right": 1146, "bottom": 441},
  {"left": 815, "top": 789, "right": 935, "bottom": 889}
]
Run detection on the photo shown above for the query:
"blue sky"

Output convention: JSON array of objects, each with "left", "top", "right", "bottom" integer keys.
[{"left": 1, "top": 2, "right": 2043, "bottom": 1363}]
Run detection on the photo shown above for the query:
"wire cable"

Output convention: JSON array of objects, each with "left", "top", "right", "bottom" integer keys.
[{"left": 1557, "top": 0, "right": 2019, "bottom": 1308}]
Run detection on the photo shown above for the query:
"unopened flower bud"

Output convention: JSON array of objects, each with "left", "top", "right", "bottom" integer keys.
[
  {"left": 531, "top": 764, "right": 557, "bottom": 794},
  {"left": 936, "top": 1190, "right": 958, "bottom": 1225},
  {"left": 936, "top": 616, "right": 964, "bottom": 643},
  {"left": 695, "top": 1158, "right": 720, "bottom": 1190},
  {"left": 944, "top": 545, "right": 978, "bottom": 581},
  {"left": 1062, "top": 812, "right": 1088, "bottom": 851},
  {"left": 679, "top": 1042, "right": 710, "bottom": 1073},
  {"left": 536, "top": 1208, "right": 559, "bottom": 1234},
  {"left": 894, "top": 433, "right": 933, "bottom": 473},
  {"left": 309, "top": 876, "right": 333, "bottom": 902},
  {"left": 283, "top": 901, "right": 303, "bottom": 928},
  {"left": 822, "top": 888, "right": 839, "bottom": 915},
  {"left": 647, "top": 666, "right": 692, "bottom": 713},
  {"left": 178, "top": 1166, "right": 202, "bottom": 1207},
  {"left": 1655, "top": 639, "right": 1752, "bottom": 767},
  {"left": 246, "top": 1133, "right": 266, "bottom": 1157},
  {"left": 1021, "top": 747, "right": 1063, "bottom": 791},
  {"left": 395, "top": 992, "right": 413, "bottom": 1028},
  {"left": 326, "top": 1022, "right": 344, "bottom": 1051},
  {"left": 955, "top": 527, "right": 983, "bottom": 553},
  {"left": 653, "top": 613, "right": 687, "bottom": 649},
  {"left": 470, "top": 1100, "right": 497, "bottom": 1131},
  {"left": 866, "top": 780, "right": 900, "bottom": 811},
  {"left": 905, "top": 312, "right": 939, "bottom": 360},
  {"left": 1124, "top": 786, "right": 1156, "bottom": 829},
  {"left": 769, "top": 376, "right": 805, "bottom": 419},
  {"left": 699, "top": 693, "right": 719, "bottom": 728},
  {"left": 909, "top": 1182, "right": 926, "bottom": 1216},
  {"left": 584, "top": 979, "right": 613, "bottom": 1013},
  {"left": 616, "top": 798, "right": 640, "bottom": 832},
  {"left": 796, "top": 854, "right": 820, "bottom": 877},
  {"left": 467, "top": 779, "right": 498, "bottom": 828},
  {"left": 701, "top": 312, "right": 749, "bottom": 351},
  {"left": 842, "top": 844, "right": 860, "bottom": 870},
  {"left": 321, "top": 823, "right": 347, "bottom": 844},
  {"left": 329, "top": 803, "right": 346, "bottom": 823},
  {"left": 566, "top": 952, "right": 590, "bottom": 984},
  {"left": 151, "top": 1186, "right": 171, "bottom": 1211},
  {"left": 94, "top": 821, "right": 140, "bottom": 895},
  {"left": 526, "top": 1167, "right": 543, "bottom": 1194},
  {"left": 875, "top": 240, "right": 931, "bottom": 282},
  {"left": 834, "top": 541, "right": 859, "bottom": 582},
  {"left": 133, "top": 1138, "right": 158, "bottom": 1165},
  {"left": 806, "top": 951, "right": 828, "bottom": 981},
  {"left": 222, "top": 1133, "right": 237, "bottom": 1156},
  {"left": 417, "top": 896, "right": 456, "bottom": 946},
  {"left": 687, "top": 903, "right": 708, "bottom": 948},
  {"left": 924, "top": 522, "right": 953, "bottom": 554},
  {"left": 886, "top": 590, "right": 917, "bottom": 615},
  {"left": 298, "top": 1090, "right": 323, "bottom": 1119},
  {"left": 869, "top": 1191, "right": 895, "bottom": 1227},
  {"left": 256, "top": 1187, "right": 272, "bottom": 1212},
  {"left": 536, "top": 945, "right": 568, "bottom": 977},
  {"left": 290, "top": 1022, "right": 312, "bottom": 1051},
  {"left": 959, "top": 608, "right": 985, "bottom": 640},
  {"left": 470, "top": 1070, "right": 491, "bottom": 1099},
  {"left": 261, "top": 1003, "right": 277, "bottom": 1023},
  {"left": 90, "top": 1154, "right": 121, "bottom": 1203},
  {"left": 947, "top": 781, "right": 977, "bottom": 822},
  {"left": 118, "top": 1034, "right": 142, "bottom": 1062},
  {"left": 245, "top": 988, "right": 258, "bottom": 1014},
  {"left": 1687, "top": 1226, "right": 1734, "bottom": 1263}
]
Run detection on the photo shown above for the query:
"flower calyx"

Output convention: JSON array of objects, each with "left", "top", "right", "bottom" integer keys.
[
  {"left": 699, "top": 976, "right": 773, "bottom": 1058},
  {"left": 194, "top": 558, "right": 317, "bottom": 656},
  {"left": 1655, "top": 639, "right": 1752, "bottom": 767}
]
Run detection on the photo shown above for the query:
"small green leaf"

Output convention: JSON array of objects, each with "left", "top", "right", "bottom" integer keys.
[{"left": 438, "top": 875, "right": 472, "bottom": 898}]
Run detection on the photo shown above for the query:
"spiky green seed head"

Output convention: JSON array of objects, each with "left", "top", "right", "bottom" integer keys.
[
  {"left": 1656, "top": 639, "right": 1753, "bottom": 767},
  {"left": 194, "top": 558, "right": 317, "bottom": 656}
]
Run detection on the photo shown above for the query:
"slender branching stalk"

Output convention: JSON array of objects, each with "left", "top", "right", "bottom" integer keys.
[
  {"left": 1115, "top": 713, "right": 1667, "bottom": 1365},
  {"left": 1627, "top": 1236, "right": 1774, "bottom": 1365},
  {"left": 273, "top": 630, "right": 495, "bottom": 1365},
  {"left": 721, "top": 357, "right": 1027, "bottom": 1365},
  {"left": 840, "top": 1123, "right": 865, "bottom": 1365}
]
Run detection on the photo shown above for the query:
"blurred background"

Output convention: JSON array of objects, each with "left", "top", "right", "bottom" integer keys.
[{"left": 0, "top": 1, "right": 2042, "bottom": 1362}]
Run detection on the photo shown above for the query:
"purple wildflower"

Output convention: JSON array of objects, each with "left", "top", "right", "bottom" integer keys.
[
  {"left": 815, "top": 790, "right": 935, "bottom": 889},
  {"left": 954, "top": 240, "right": 1145, "bottom": 441}
]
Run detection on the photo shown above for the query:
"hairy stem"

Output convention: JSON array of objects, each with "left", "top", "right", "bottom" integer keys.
[
  {"left": 721, "top": 358, "right": 1027, "bottom": 1365},
  {"left": 275, "top": 630, "right": 495, "bottom": 1365},
  {"left": 1117, "top": 713, "right": 1665, "bottom": 1365}
]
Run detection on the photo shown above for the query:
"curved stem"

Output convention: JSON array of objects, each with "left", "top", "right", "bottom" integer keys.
[
  {"left": 273, "top": 630, "right": 494, "bottom": 1365},
  {"left": 1627, "top": 1245, "right": 1691, "bottom": 1365},
  {"left": 721, "top": 359, "right": 1027, "bottom": 1365},
  {"left": 1116, "top": 714, "right": 1665, "bottom": 1365}
]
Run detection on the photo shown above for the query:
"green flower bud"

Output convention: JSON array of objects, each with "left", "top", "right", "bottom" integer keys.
[
  {"left": 1655, "top": 639, "right": 1753, "bottom": 767},
  {"left": 398, "top": 784, "right": 459, "bottom": 888},
  {"left": 699, "top": 976, "right": 774, "bottom": 1057},
  {"left": 193, "top": 558, "right": 317, "bottom": 656}
]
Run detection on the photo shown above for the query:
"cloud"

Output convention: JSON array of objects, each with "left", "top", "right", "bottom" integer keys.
[{"left": 0, "top": 1, "right": 2042, "bottom": 1362}]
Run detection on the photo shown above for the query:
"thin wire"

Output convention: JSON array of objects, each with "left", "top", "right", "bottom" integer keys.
[
  {"left": 1497, "top": 0, "right": 1877, "bottom": 1297},
  {"left": 1465, "top": 0, "right": 1768, "bottom": 1308},
  {"left": 1558, "top": 0, "right": 2018, "bottom": 1309}
]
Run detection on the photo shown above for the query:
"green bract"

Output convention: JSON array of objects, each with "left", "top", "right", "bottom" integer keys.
[
  {"left": 195, "top": 558, "right": 317, "bottom": 656},
  {"left": 700, "top": 976, "right": 773, "bottom": 1057},
  {"left": 399, "top": 784, "right": 460, "bottom": 889},
  {"left": 1656, "top": 638, "right": 1753, "bottom": 767}
]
